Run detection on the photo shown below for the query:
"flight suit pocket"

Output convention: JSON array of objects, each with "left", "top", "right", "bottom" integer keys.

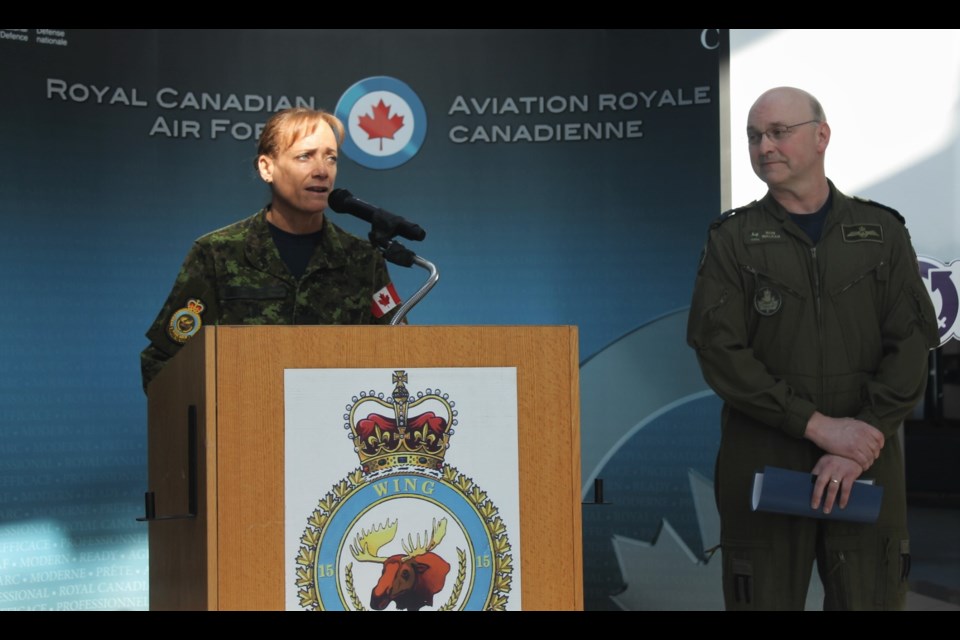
[
  {"left": 908, "top": 281, "right": 941, "bottom": 348},
  {"left": 820, "top": 529, "right": 908, "bottom": 610},
  {"left": 739, "top": 265, "right": 806, "bottom": 366},
  {"left": 686, "top": 275, "right": 729, "bottom": 350},
  {"left": 721, "top": 539, "right": 774, "bottom": 610},
  {"left": 828, "top": 262, "right": 885, "bottom": 370}
]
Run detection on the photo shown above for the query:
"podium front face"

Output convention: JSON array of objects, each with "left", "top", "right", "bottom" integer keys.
[{"left": 146, "top": 325, "right": 582, "bottom": 610}]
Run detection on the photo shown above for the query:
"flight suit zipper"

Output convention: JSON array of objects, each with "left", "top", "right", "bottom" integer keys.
[
  {"left": 811, "top": 246, "right": 824, "bottom": 404},
  {"left": 835, "top": 261, "right": 886, "bottom": 295}
]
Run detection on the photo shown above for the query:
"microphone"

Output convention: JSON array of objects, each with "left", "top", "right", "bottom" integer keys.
[{"left": 328, "top": 189, "right": 426, "bottom": 242}]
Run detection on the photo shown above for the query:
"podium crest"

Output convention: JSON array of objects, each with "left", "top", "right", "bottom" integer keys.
[{"left": 294, "top": 370, "right": 514, "bottom": 611}]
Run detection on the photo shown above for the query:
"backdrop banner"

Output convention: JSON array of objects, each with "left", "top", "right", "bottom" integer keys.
[{"left": 0, "top": 28, "right": 726, "bottom": 610}]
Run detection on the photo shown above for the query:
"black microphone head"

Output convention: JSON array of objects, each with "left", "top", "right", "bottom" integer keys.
[{"left": 328, "top": 188, "right": 353, "bottom": 212}]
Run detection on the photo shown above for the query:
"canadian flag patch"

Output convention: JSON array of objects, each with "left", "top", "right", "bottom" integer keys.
[{"left": 371, "top": 283, "right": 402, "bottom": 318}]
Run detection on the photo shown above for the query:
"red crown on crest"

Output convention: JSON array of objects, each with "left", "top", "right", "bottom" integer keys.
[{"left": 346, "top": 371, "right": 456, "bottom": 477}]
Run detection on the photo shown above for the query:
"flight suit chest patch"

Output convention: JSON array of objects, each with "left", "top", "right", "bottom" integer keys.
[
  {"left": 754, "top": 286, "right": 782, "bottom": 316},
  {"left": 743, "top": 229, "right": 785, "bottom": 244},
  {"left": 842, "top": 224, "right": 883, "bottom": 243}
]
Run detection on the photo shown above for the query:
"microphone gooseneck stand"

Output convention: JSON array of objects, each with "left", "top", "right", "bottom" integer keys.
[
  {"left": 388, "top": 254, "right": 438, "bottom": 326},
  {"left": 366, "top": 213, "right": 438, "bottom": 326}
]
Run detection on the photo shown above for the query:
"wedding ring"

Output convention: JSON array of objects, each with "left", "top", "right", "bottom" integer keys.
[{"left": 830, "top": 478, "right": 840, "bottom": 484}]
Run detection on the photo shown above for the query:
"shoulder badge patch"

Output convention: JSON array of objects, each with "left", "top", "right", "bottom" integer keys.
[
  {"left": 372, "top": 283, "right": 402, "bottom": 319},
  {"left": 842, "top": 224, "right": 884, "bottom": 244},
  {"left": 166, "top": 298, "right": 205, "bottom": 344}
]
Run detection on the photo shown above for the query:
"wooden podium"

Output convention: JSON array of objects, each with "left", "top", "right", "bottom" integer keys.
[{"left": 146, "top": 325, "right": 582, "bottom": 610}]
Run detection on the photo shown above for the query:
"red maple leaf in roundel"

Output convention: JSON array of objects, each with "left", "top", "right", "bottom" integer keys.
[{"left": 357, "top": 99, "right": 405, "bottom": 151}]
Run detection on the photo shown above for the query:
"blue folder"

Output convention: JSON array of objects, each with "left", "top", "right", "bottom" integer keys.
[{"left": 751, "top": 465, "right": 883, "bottom": 524}]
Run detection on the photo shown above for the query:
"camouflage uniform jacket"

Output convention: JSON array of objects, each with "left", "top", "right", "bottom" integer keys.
[{"left": 141, "top": 208, "right": 396, "bottom": 390}]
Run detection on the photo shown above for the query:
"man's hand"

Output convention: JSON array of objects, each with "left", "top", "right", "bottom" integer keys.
[
  {"left": 804, "top": 411, "right": 884, "bottom": 470},
  {"left": 811, "top": 454, "right": 864, "bottom": 514}
]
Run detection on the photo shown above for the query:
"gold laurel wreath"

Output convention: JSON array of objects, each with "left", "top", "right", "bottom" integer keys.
[
  {"left": 295, "top": 468, "right": 364, "bottom": 610},
  {"left": 437, "top": 549, "right": 468, "bottom": 611},
  {"left": 296, "top": 465, "right": 514, "bottom": 611},
  {"left": 344, "top": 563, "right": 366, "bottom": 611}
]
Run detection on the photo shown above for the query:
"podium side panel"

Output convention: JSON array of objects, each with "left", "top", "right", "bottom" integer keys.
[{"left": 146, "top": 329, "right": 217, "bottom": 610}]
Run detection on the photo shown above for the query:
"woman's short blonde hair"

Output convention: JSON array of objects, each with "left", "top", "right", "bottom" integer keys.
[{"left": 254, "top": 108, "right": 345, "bottom": 169}]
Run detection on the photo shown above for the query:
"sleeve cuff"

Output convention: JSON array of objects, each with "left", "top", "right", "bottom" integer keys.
[{"left": 783, "top": 397, "right": 818, "bottom": 439}]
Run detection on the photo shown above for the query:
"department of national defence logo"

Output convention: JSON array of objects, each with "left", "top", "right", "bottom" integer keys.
[
  {"left": 166, "top": 298, "right": 205, "bottom": 344},
  {"left": 753, "top": 286, "right": 782, "bottom": 316},
  {"left": 335, "top": 76, "right": 427, "bottom": 170},
  {"left": 295, "top": 371, "right": 513, "bottom": 611},
  {"left": 842, "top": 223, "right": 884, "bottom": 243},
  {"left": 918, "top": 255, "right": 960, "bottom": 345}
]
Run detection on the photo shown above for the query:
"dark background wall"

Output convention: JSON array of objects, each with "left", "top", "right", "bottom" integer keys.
[{"left": 0, "top": 29, "right": 725, "bottom": 610}]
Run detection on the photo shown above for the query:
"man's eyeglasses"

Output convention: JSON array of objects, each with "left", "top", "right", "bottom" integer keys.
[{"left": 747, "top": 120, "right": 820, "bottom": 145}]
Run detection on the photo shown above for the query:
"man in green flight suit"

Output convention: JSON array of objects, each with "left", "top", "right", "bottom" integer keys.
[
  {"left": 141, "top": 108, "right": 402, "bottom": 391},
  {"left": 687, "top": 87, "right": 939, "bottom": 610}
]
